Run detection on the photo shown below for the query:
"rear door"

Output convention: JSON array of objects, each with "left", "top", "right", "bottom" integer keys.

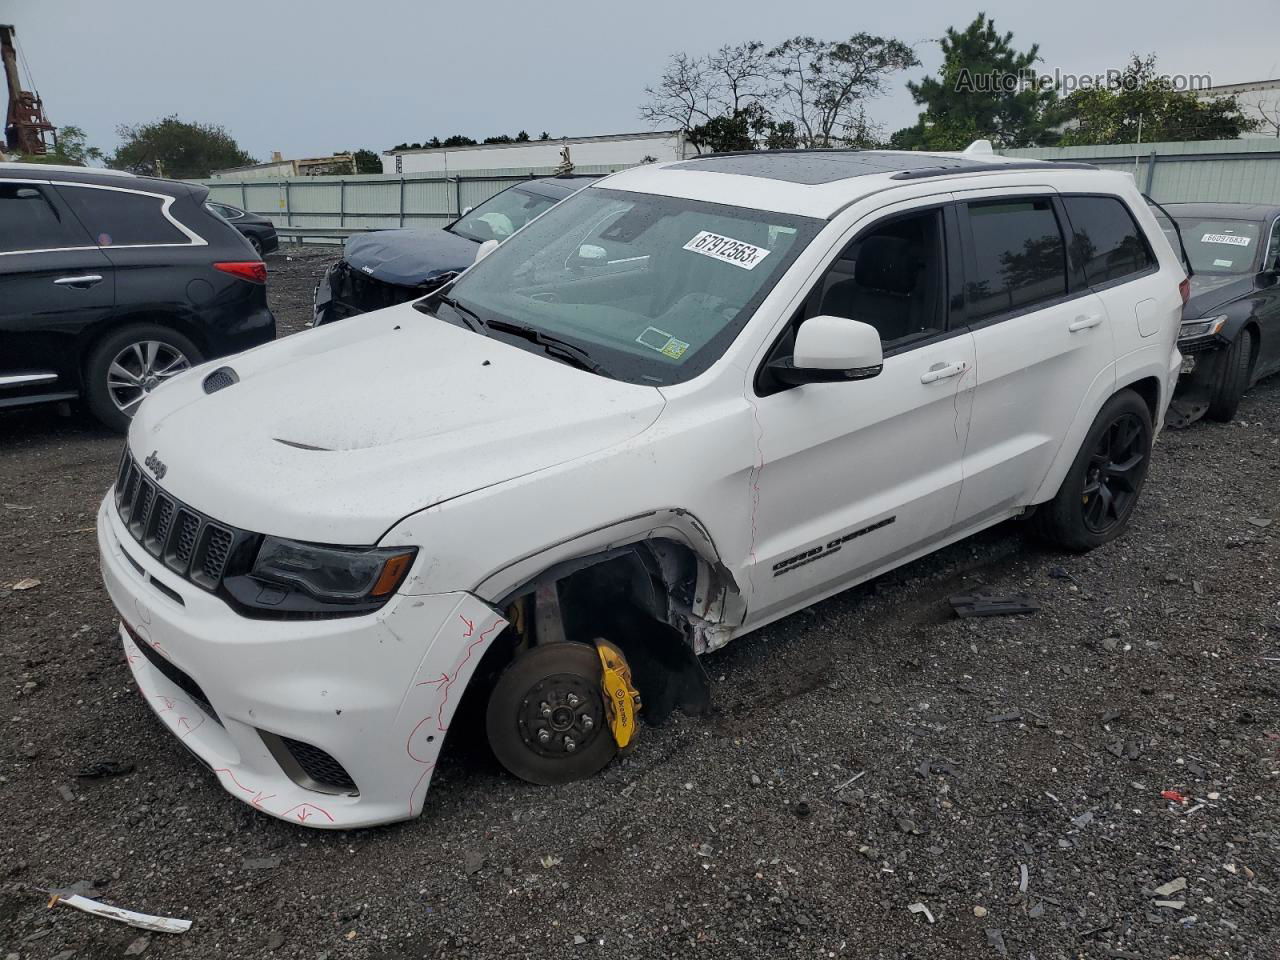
[
  {"left": 0, "top": 181, "right": 114, "bottom": 404},
  {"left": 1257, "top": 215, "right": 1280, "bottom": 376},
  {"left": 953, "top": 188, "right": 1115, "bottom": 525}
]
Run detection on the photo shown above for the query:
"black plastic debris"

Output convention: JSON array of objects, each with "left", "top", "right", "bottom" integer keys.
[
  {"left": 76, "top": 760, "right": 135, "bottom": 779},
  {"left": 949, "top": 594, "right": 1040, "bottom": 618}
]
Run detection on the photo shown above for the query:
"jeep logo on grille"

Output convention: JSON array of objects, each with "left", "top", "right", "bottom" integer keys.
[{"left": 144, "top": 450, "right": 167, "bottom": 480}]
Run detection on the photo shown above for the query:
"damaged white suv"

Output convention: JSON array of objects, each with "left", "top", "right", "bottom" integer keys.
[{"left": 99, "top": 147, "right": 1185, "bottom": 827}]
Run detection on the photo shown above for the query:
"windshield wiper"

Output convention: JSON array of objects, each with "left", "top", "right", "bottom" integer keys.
[
  {"left": 485, "top": 319, "right": 612, "bottom": 377},
  {"left": 415, "top": 293, "right": 486, "bottom": 333}
]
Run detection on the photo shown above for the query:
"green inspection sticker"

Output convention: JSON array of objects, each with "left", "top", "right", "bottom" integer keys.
[{"left": 636, "top": 326, "right": 691, "bottom": 360}]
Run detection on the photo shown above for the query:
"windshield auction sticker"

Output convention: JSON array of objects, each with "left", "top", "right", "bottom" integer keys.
[
  {"left": 683, "top": 231, "right": 771, "bottom": 270},
  {"left": 1201, "top": 233, "right": 1251, "bottom": 247},
  {"left": 636, "top": 326, "right": 691, "bottom": 359}
]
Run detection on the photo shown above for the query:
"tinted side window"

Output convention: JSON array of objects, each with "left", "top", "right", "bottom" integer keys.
[
  {"left": 0, "top": 183, "right": 92, "bottom": 253},
  {"left": 1063, "top": 195, "right": 1154, "bottom": 285},
  {"left": 965, "top": 198, "right": 1067, "bottom": 322},
  {"left": 1267, "top": 218, "right": 1280, "bottom": 271},
  {"left": 56, "top": 185, "right": 190, "bottom": 246}
]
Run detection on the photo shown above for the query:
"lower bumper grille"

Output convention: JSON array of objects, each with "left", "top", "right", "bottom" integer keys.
[
  {"left": 126, "top": 624, "right": 221, "bottom": 724},
  {"left": 259, "top": 731, "right": 358, "bottom": 795}
]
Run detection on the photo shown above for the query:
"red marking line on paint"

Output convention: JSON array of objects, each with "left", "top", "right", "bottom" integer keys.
[
  {"left": 281, "top": 802, "right": 334, "bottom": 824},
  {"left": 214, "top": 767, "right": 257, "bottom": 794}
]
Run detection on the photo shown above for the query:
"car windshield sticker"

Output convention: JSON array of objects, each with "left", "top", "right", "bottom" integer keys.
[
  {"left": 636, "top": 326, "right": 691, "bottom": 360},
  {"left": 1213, "top": 258, "right": 1234, "bottom": 267},
  {"left": 683, "top": 230, "right": 771, "bottom": 270},
  {"left": 1202, "top": 233, "right": 1250, "bottom": 247}
]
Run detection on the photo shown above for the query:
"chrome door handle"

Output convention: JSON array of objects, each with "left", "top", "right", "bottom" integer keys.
[
  {"left": 920, "top": 360, "right": 969, "bottom": 384},
  {"left": 53, "top": 274, "right": 104, "bottom": 288},
  {"left": 1068, "top": 314, "right": 1103, "bottom": 332}
]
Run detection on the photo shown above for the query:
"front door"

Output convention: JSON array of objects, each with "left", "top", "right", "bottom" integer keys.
[
  {"left": 745, "top": 198, "right": 976, "bottom": 623},
  {"left": 0, "top": 181, "right": 114, "bottom": 404}
]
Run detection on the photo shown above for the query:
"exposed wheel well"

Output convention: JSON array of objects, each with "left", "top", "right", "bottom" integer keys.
[
  {"left": 1244, "top": 321, "right": 1261, "bottom": 379},
  {"left": 80, "top": 314, "right": 209, "bottom": 388},
  {"left": 454, "top": 539, "right": 716, "bottom": 737}
]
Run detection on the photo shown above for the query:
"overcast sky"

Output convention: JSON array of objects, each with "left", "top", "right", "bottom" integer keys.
[{"left": 3, "top": 0, "right": 1274, "bottom": 161}]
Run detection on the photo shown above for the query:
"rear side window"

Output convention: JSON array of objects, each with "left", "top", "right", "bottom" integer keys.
[
  {"left": 0, "top": 183, "right": 92, "bottom": 253},
  {"left": 1062, "top": 195, "right": 1154, "bottom": 285},
  {"left": 56, "top": 185, "right": 190, "bottom": 247},
  {"left": 964, "top": 198, "right": 1067, "bottom": 321}
]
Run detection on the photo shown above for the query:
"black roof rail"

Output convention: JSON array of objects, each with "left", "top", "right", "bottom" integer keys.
[{"left": 890, "top": 160, "right": 1099, "bottom": 181}]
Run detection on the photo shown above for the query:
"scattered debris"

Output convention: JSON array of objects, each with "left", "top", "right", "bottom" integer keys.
[
  {"left": 1153, "top": 899, "right": 1185, "bottom": 910},
  {"left": 1245, "top": 517, "right": 1272, "bottom": 528},
  {"left": 986, "top": 927, "right": 1008, "bottom": 956},
  {"left": 241, "top": 857, "right": 281, "bottom": 871},
  {"left": 1018, "top": 864, "right": 1029, "bottom": 894},
  {"left": 1106, "top": 739, "right": 1142, "bottom": 760},
  {"left": 950, "top": 594, "right": 1040, "bottom": 618},
  {"left": 833, "top": 770, "right": 866, "bottom": 791},
  {"left": 573, "top": 934, "right": 587, "bottom": 945},
  {"left": 792, "top": 800, "right": 811, "bottom": 818},
  {"left": 123, "top": 935, "right": 150, "bottom": 956},
  {"left": 57, "top": 785, "right": 75, "bottom": 802},
  {"left": 1071, "top": 810, "right": 1094, "bottom": 828},
  {"left": 265, "top": 931, "right": 285, "bottom": 951},
  {"left": 76, "top": 759, "right": 134, "bottom": 779},
  {"left": 1161, "top": 789, "right": 1188, "bottom": 805},
  {"left": 539, "top": 855, "right": 562, "bottom": 869},
  {"left": 12, "top": 578, "right": 41, "bottom": 591},
  {"left": 915, "top": 759, "right": 958, "bottom": 778},
  {"left": 1153, "top": 877, "right": 1187, "bottom": 897},
  {"left": 49, "top": 894, "right": 191, "bottom": 934},
  {"left": 985, "top": 711, "right": 1023, "bottom": 724},
  {"left": 907, "top": 902, "right": 935, "bottom": 923},
  {"left": 973, "top": 905, "right": 988, "bottom": 918},
  {"left": 463, "top": 851, "right": 484, "bottom": 875},
  {"left": 1100, "top": 707, "right": 1124, "bottom": 725}
]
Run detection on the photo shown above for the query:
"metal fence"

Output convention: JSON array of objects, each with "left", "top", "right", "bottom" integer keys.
[
  {"left": 199, "top": 164, "right": 626, "bottom": 244},
  {"left": 1000, "top": 138, "right": 1280, "bottom": 204},
  {"left": 200, "top": 140, "right": 1280, "bottom": 246}
]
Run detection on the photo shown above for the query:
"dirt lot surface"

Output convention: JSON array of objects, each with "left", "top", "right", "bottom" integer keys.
[{"left": 2, "top": 247, "right": 1278, "bottom": 960}]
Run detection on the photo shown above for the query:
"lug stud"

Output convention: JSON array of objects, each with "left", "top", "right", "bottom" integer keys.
[
  {"left": 566, "top": 693, "right": 580, "bottom": 707},
  {"left": 537, "top": 728, "right": 551, "bottom": 744},
  {"left": 563, "top": 737, "right": 576, "bottom": 753},
  {"left": 581, "top": 715, "right": 593, "bottom": 731},
  {"left": 539, "top": 701, "right": 551, "bottom": 716}
]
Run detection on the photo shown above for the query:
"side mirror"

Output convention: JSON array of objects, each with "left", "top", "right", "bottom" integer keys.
[
  {"left": 576, "top": 243, "right": 607, "bottom": 262},
  {"left": 474, "top": 238, "right": 500, "bottom": 264},
  {"left": 768, "top": 315, "right": 884, "bottom": 386}
]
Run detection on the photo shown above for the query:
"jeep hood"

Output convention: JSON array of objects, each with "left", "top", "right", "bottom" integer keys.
[
  {"left": 129, "top": 305, "right": 666, "bottom": 544},
  {"left": 342, "top": 228, "right": 478, "bottom": 286}
]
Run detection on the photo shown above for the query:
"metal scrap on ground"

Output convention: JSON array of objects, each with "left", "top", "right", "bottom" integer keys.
[
  {"left": 948, "top": 594, "right": 1040, "bottom": 618},
  {"left": 49, "top": 894, "right": 191, "bottom": 934}
]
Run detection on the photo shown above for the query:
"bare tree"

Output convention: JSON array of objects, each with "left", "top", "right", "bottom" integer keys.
[
  {"left": 769, "top": 34, "right": 919, "bottom": 148},
  {"left": 707, "top": 41, "right": 773, "bottom": 114},
  {"left": 1241, "top": 91, "right": 1280, "bottom": 137},
  {"left": 640, "top": 52, "right": 719, "bottom": 133}
]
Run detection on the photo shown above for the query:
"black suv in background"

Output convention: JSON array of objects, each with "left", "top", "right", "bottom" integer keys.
[
  {"left": 0, "top": 163, "right": 275, "bottom": 432},
  {"left": 313, "top": 175, "right": 598, "bottom": 326}
]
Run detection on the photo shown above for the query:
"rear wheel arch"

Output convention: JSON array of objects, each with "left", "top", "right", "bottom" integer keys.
[
  {"left": 1117, "top": 374, "right": 1162, "bottom": 425},
  {"left": 78, "top": 310, "right": 209, "bottom": 387}
]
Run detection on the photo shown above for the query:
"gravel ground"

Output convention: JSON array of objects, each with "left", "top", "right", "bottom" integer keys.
[{"left": 2, "top": 247, "right": 1278, "bottom": 960}]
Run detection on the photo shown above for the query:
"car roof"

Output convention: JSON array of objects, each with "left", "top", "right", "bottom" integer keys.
[
  {"left": 1158, "top": 201, "right": 1280, "bottom": 222},
  {"left": 597, "top": 149, "right": 1106, "bottom": 220},
  {"left": 0, "top": 162, "right": 194, "bottom": 196}
]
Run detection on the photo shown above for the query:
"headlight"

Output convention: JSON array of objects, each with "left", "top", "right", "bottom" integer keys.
[
  {"left": 252, "top": 537, "right": 416, "bottom": 602},
  {"left": 1179, "top": 314, "right": 1228, "bottom": 340}
]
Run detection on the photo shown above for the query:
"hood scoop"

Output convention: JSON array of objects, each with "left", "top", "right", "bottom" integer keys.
[{"left": 202, "top": 366, "right": 239, "bottom": 394}]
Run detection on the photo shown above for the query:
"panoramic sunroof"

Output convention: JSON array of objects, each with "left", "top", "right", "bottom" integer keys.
[{"left": 668, "top": 151, "right": 985, "bottom": 185}]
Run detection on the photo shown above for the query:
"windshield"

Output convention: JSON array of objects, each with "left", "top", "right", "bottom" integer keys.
[
  {"left": 438, "top": 187, "right": 821, "bottom": 384},
  {"left": 1166, "top": 217, "right": 1263, "bottom": 276},
  {"left": 448, "top": 186, "right": 560, "bottom": 243}
]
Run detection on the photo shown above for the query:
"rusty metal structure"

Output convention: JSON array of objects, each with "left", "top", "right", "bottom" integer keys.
[{"left": 2, "top": 24, "right": 56, "bottom": 156}]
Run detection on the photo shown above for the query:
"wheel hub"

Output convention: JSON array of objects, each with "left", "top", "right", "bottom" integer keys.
[
  {"left": 106, "top": 340, "right": 191, "bottom": 416},
  {"left": 1081, "top": 412, "right": 1146, "bottom": 534},
  {"left": 518, "top": 673, "right": 601, "bottom": 758}
]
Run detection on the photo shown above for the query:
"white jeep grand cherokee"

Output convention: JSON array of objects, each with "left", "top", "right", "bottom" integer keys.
[{"left": 99, "top": 147, "right": 1185, "bottom": 827}]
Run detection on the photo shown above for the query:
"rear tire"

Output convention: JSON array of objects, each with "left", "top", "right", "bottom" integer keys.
[
  {"left": 85, "top": 324, "right": 201, "bottom": 433},
  {"left": 485, "top": 642, "right": 617, "bottom": 786},
  {"left": 1206, "top": 328, "right": 1252, "bottom": 423},
  {"left": 249, "top": 235, "right": 263, "bottom": 257},
  {"left": 1034, "top": 389, "right": 1153, "bottom": 552}
]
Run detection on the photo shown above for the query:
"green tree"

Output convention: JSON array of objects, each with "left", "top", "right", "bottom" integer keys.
[
  {"left": 442, "top": 134, "right": 478, "bottom": 147},
  {"left": 1060, "top": 54, "right": 1258, "bottom": 145},
  {"left": 351, "top": 148, "right": 381, "bottom": 173},
  {"left": 768, "top": 34, "right": 918, "bottom": 148},
  {"left": 14, "top": 124, "right": 103, "bottom": 166},
  {"left": 110, "top": 116, "right": 254, "bottom": 178},
  {"left": 891, "top": 12, "right": 1062, "bottom": 150}
]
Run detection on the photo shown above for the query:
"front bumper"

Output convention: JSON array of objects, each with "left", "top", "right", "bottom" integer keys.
[
  {"left": 97, "top": 493, "right": 507, "bottom": 828},
  {"left": 1168, "top": 335, "right": 1229, "bottom": 428}
]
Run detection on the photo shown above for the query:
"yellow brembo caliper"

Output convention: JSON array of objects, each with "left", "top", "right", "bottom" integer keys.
[{"left": 594, "top": 639, "right": 641, "bottom": 751}]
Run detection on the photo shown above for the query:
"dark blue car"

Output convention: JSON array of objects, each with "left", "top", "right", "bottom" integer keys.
[{"left": 312, "top": 175, "right": 598, "bottom": 326}]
